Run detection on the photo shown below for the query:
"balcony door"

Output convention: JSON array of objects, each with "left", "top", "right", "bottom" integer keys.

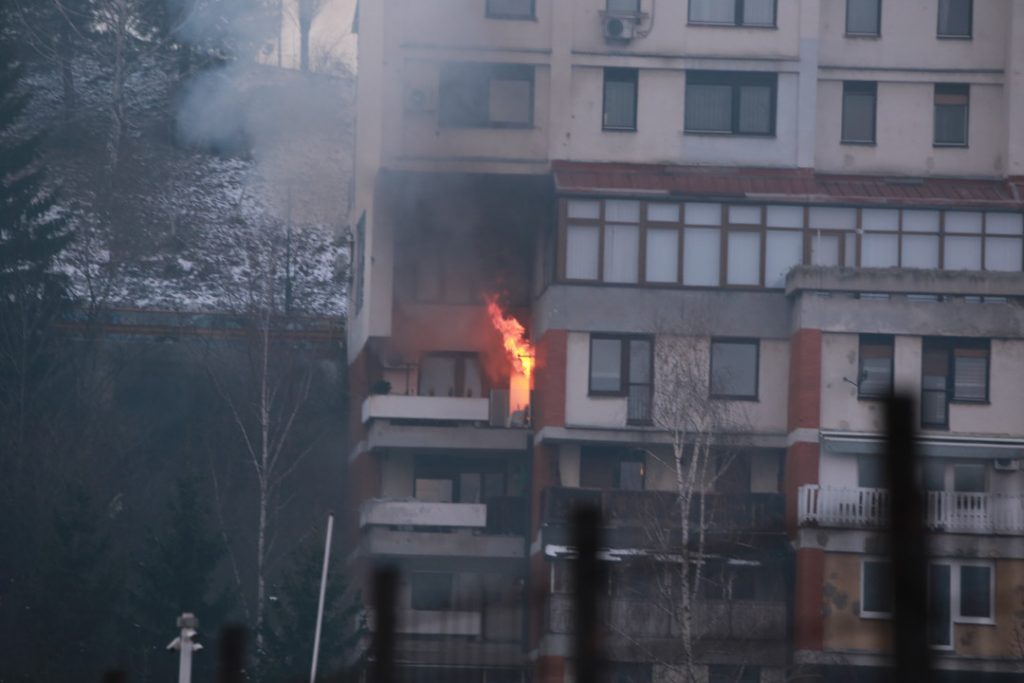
[{"left": 419, "top": 352, "right": 483, "bottom": 398}]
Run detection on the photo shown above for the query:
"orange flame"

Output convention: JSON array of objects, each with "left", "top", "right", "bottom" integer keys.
[{"left": 485, "top": 295, "right": 535, "bottom": 381}]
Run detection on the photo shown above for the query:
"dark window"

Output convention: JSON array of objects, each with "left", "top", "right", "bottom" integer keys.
[
  {"left": 688, "top": 0, "right": 776, "bottom": 27},
  {"left": 608, "top": 663, "right": 651, "bottom": 683},
  {"left": 486, "top": 0, "right": 534, "bottom": 19},
  {"left": 588, "top": 335, "right": 653, "bottom": 423},
  {"left": 928, "top": 563, "right": 953, "bottom": 647},
  {"left": 938, "top": 0, "right": 972, "bottom": 38},
  {"left": 419, "top": 353, "right": 484, "bottom": 398},
  {"left": 581, "top": 447, "right": 646, "bottom": 490},
  {"left": 921, "top": 338, "right": 989, "bottom": 429},
  {"left": 411, "top": 572, "right": 453, "bottom": 610},
  {"left": 953, "top": 464, "right": 986, "bottom": 493},
  {"left": 440, "top": 63, "right": 534, "bottom": 128},
  {"left": 846, "top": 0, "right": 881, "bottom": 35},
  {"left": 842, "top": 81, "right": 877, "bottom": 144},
  {"left": 934, "top": 84, "right": 969, "bottom": 146},
  {"left": 862, "top": 560, "right": 893, "bottom": 615},
  {"left": 685, "top": 71, "right": 777, "bottom": 136},
  {"left": 858, "top": 334, "right": 893, "bottom": 399},
  {"left": 710, "top": 339, "right": 759, "bottom": 399},
  {"left": 616, "top": 455, "right": 645, "bottom": 491},
  {"left": 857, "top": 455, "right": 886, "bottom": 489},
  {"left": 952, "top": 342, "right": 988, "bottom": 401},
  {"left": 603, "top": 68, "right": 638, "bottom": 131},
  {"left": 709, "top": 665, "right": 760, "bottom": 683},
  {"left": 959, "top": 565, "right": 992, "bottom": 619},
  {"left": 608, "top": 0, "right": 641, "bottom": 11}
]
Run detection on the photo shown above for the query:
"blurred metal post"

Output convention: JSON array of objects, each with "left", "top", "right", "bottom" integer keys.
[
  {"left": 217, "top": 625, "right": 246, "bottom": 683},
  {"left": 167, "top": 613, "right": 203, "bottom": 683},
  {"left": 371, "top": 565, "right": 398, "bottom": 683},
  {"left": 885, "top": 395, "right": 931, "bottom": 679},
  {"left": 310, "top": 513, "right": 335, "bottom": 683},
  {"left": 572, "top": 504, "right": 605, "bottom": 683}
]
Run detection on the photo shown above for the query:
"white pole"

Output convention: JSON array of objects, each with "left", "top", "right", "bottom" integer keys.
[
  {"left": 178, "top": 629, "right": 193, "bottom": 683},
  {"left": 309, "top": 513, "right": 334, "bottom": 683}
]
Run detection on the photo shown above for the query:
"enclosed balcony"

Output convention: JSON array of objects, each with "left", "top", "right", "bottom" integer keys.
[{"left": 797, "top": 485, "right": 1024, "bottom": 535}]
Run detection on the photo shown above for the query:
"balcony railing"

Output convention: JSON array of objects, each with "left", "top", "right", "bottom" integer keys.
[
  {"left": 361, "top": 498, "right": 526, "bottom": 535},
  {"left": 798, "top": 485, "right": 1024, "bottom": 535},
  {"left": 361, "top": 395, "right": 490, "bottom": 424},
  {"left": 541, "top": 487, "right": 785, "bottom": 535}
]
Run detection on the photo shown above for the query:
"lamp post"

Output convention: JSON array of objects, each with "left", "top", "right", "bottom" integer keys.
[{"left": 167, "top": 612, "right": 203, "bottom": 683}]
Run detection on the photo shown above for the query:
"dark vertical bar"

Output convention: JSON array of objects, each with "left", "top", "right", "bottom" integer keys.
[
  {"left": 572, "top": 504, "right": 605, "bottom": 683},
  {"left": 371, "top": 565, "right": 398, "bottom": 683},
  {"left": 218, "top": 624, "right": 246, "bottom": 683},
  {"left": 102, "top": 669, "right": 127, "bottom": 683},
  {"left": 885, "top": 394, "right": 931, "bottom": 680}
]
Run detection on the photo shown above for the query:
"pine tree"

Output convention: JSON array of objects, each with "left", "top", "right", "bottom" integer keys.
[
  {"left": 129, "top": 475, "right": 235, "bottom": 683},
  {"left": 261, "top": 531, "right": 365, "bottom": 683}
]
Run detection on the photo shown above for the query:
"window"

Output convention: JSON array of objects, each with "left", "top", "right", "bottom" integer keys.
[
  {"left": 588, "top": 335, "right": 653, "bottom": 423},
  {"left": 928, "top": 561, "right": 994, "bottom": 648},
  {"left": 858, "top": 334, "right": 893, "bottom": 399},
  {"left": 608, "top": 663, "right": 652, "bottom": 683},
  {"left": 440, "top": 63, "right": 533, "bottom": 128},
  {"left": 861, "top": 560, "right": 893, "bottom": 617},
  {"left": 857, "top": 455, "right": 886, "bottom": 489},
  {"left": 411, "top": 572, "right": 453, "bottom": 611},
  {"left": 688, "top": 0, "right": 775, "bottom": 27},
  {"left": 708, "top": 665, "right": 760, "bottom": 683},
  {"left": 842, "top": 81, "right": 877, "bottom": 144},
  {"left": 419, "top": 353, "right": 483, "bottom": 398},
  {"left": 934, "top": 84, "right": 968, "bottom": 146},
  {"left": 581, "top": 447, "right": 646, "bottom": 490},
  {"left": 846, "top": 0, "right": 881, "bottom": 35},
  {"left": 486, "top": 0, "right": 534, "bottom": 19},
  {"left": 710, "top": 339, "right": 759, "bottom": 399},
  {"left": 937, "top": 0, "right": 971, "bottom": 38},
  {"left": 685, "top": 71, "right": 776, "bottom": 136},
  {"left": 921, "top": 338, "right": 990, "bottom": 429},
  {"left": 603, "top": 68, "right": 638, "bottom": 131},
  {"left": 607, "top": 0, "right": 641, "bottom": 11}
]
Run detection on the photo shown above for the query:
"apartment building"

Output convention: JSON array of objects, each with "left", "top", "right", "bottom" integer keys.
[{"left": 346, "top": 1, "right": 1024, "bottom": 681}]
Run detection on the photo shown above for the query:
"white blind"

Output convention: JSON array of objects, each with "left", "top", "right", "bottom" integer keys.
[
  {"left": 604, "top": 223, "right": 640, "bottom": 283},
  {"left": 645, "top": 229, "right": 679, "bottom": 283},
  {"left": 862, "top": 208, "right": 899, "bottom": 231},
  {"left": 846, "top": 0, "right": 880, "bottom": 34},
  {"left": 567, "top": 200, "right": 600, "bottom": 219},
  {"left": 861, "top": 234, "right": 898, "bottom": 268},
  {"left": 943, "top": 236, "right": 981, "bottom": 270},
  {"left": 604, "top": 77, "right": 636, "bottom": 129},
  {"left": 738, "top": 85, "right": 773, "bottom": 134},
  {"left": 985, "top": 213, "right": 1024, "bottom": 236},
  {"left": 685, "top": 83, "right": 733, "bottom": 132},
  {"left": 742, "top": 0, "right": 775, "bottom": 25},
  {"left": 685, "top": 202, "right": 722, "bottom": 225},
  {"left": 683, "top": 227, "right": 721, "bottom": 285},
  {"left": 726, "top": 231, "right": 761, "bottom": 285},
  {"left": 842, "top": 90, "right": 876, "bottom": 142},
  {"left": 566, "top": 225, "right": 600, "bottom": 279},
  {"left": 811, "top": 233, "right": 840, "bottom": 266},
  {"left": 953, "top": 356, "right": 987, "bottom": 401},
  {"left": 945, "top": 211, "right": 983, "bottom": 233},
  {"left": 901, "top": 235, "right": 940, "bottom": 269},
  {"left": 765, "top": 230, "right": 803, "bottom": 287},
  {"left": 984, "top": 237, "right": 1023, "bottom": 271}
]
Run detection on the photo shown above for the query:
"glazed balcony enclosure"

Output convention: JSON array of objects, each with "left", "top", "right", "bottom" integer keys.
[{"left": 798, "top": 485, "right": 1024, "bottom": 535}]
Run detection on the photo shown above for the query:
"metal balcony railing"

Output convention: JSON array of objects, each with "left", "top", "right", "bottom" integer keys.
[{"left": 797, "top": 485, "right": 1024, "bottom": 535}]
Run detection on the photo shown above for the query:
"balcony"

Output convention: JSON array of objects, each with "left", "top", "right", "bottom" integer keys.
[
  {"left": 540, "top": 487, "right": 785, "bottom": 550},
  {"left": 361, "top": 395, "right": 489, "bottom": 423},
  {"left": 360, "top": 498, "right": 526, "bottom": 558},
  {"left": 798, "top": 485, "right": 1024, "bottom": 535}
]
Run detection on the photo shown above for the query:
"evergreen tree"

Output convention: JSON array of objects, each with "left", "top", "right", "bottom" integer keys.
[
  {"left": 262, "top": 531, "right": 364, "bottom": 683},
  {"left": 129, "top": 475, "right": 235, "bottom": 683}
]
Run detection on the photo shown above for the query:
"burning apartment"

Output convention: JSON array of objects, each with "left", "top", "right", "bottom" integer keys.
[{"left": 345, "top": 1, "right": 1024, "bottom": 682}]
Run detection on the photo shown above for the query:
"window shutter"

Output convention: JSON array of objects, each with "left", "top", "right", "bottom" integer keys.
[{"left": 953, "top": 352, "right": 987, "bottom": 401}]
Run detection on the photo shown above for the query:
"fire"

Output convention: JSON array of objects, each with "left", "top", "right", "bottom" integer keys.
[
  {"left": 485, "top": 295, "right": 535, "bottom": 381},
  {"left": 485, "top": 295, "right": 534, "bottom": 423}
]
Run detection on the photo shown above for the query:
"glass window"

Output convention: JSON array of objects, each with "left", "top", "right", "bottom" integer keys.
[
  {"left": 710, "top": 339, "right": 759, "bottom": 399},
  {"left": 411, "top": 572, "right": 453, "bottom": 611},
  {"left": 984, "top": 237, "right": 1023, "bottom": 272},
  {"left": 617, "top": 458, "right": 645, "bottom": 491},
  {"left": 943, "top": 235, "right": 982, "bottom": 270},
  {"left": 859, "top": 334, "right": 893, "bottom": 399},
  {"left": 685, "top": 202, "right": 722, "bottom": 225},
  {"left": 946, "top": 211, "right": 983, "bottom": 233},
  {"left": 440, "top": 63, "right": 534, "bottom": 128},
  {"left": 938, "top": 0, "right": 972, "bottom": 38},
  {"left": 959, "top": 565, "right": 992, "bottom": 619},
  {"left": 709, "top": 665, "right": 760, "bottom": 683},
  {"left": 935, "top": 84, "right": 969, "bottom": 146},
  {"left": 862, "top": 208, "right": 899, "bottom": 231},
  {"left": 953, "top": 346, "right": 988, "bottom": 402},
  {"left": 486, "top": 0, "right": 534, "bottom": 18},
  {"left": 603, "top": 68, "right": 638, "bottom": 131},
  {"left": 683, "top": 227, "right": 721, "bottom": 285},
  {"left": 861, "top": 234, "right": 899, "bottom": 267},
  {"left": 901, "top": 234, "right": 940, "bottom": 269},
  {"left": 766, "top": 205, "right": 803, "bottom": 228},
  {"left": 567, "top": 200, "right": 600, "bottom": 220},
  {"left": 953, "top": 464, "right": 986, "bottom": 493},
  {"left": 728, "top": 205, "right": 761, "bottom": 225},
  {"left": 809, "top": 207, "right": 857, "bottom": 230},
  {"left": 566, "top": 225, "right": 600, "bottom": 280},
  {"left": 810, "top": 233, "right": 841, "bottom": 266},
  {"left": 726, "top": 231, "right": 761, "bottom": 285},
  {"left": 857, "top": 455, "right": 886, "bottom": 489},
  {"left": 765, "top": 230, "right": 803, "bottom": 287},
  {"left": 590, "top": 337, "right": 623, "bottom": 393},
  {"left": 645, "top": 228, "right": 679, "bottom": 283},
  {"left": 689, "top": 0, "right": 774, "bottom": 26},
  {"left": 846, "top": 0, "right": 881, "bottom": 35},
  {"left": 842, "top": 81, "right": 877, "bottom": 144},
  {"left": 862, "top": 560, "right": 893, "bottom": 615},
  {"left": 986, "top": 212, "right": 1024, "bottom": 236},
  {"left": 685, "top": 71, "right": 776, "bottom": 136},
  {"left": 604, "top": 223, "right": 640, "bottom": 283},
  {"left": 607, "top": 0, "right": 641, "bottom": 11},
  {"left": 928, "top": 563, "right": 953, "bottom": 647},
  {"left": 647, "top": 203, "right": 680, "bottom": 222}
]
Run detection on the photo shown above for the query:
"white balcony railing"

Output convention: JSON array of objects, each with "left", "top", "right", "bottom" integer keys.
[
  {"left": 360, "top": 499, "right": 487, "bottom": 529},
  {"left": 798, "top": 485, "right": 1024, "bottom": 535},
  {"left": 361, "top": 395, "right": 489, "bottom": 424}
]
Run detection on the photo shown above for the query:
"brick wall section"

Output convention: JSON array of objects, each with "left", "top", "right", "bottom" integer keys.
[
  {"left": 533, "top": 329, "right": 567, "bottom": 430},
  {"left": 794, "top": 548, "right": 826, "bottom": 652},
  {"left": 787, "top": 328, "right": 822, "bottom": 432}
]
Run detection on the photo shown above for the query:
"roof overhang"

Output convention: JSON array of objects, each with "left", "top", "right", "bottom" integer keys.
[{"left": 820, "top": 429, "right": 1024, "bottom": 460}]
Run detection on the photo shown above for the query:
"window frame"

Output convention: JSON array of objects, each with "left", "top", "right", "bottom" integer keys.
[
  {"left": 920, "top": 337, "right": 991, "bottom": 430},
  {"left": 860, "top": 558, "right": 894, "bottom": 619},
  {"left": 857, "top": 334, "right": 894, "bottom": 400},
  {"left": 937, "top": 0, "right": 972, "bottom": 39},
  {"left": 933, "top": 83, "right": 969, "bottom": 148},
  {"left": 841, "top": 80, "right": 878, "bottom": 145},
  {"left": 845, "top": 0, "right": 881, "bottom": 37},
  {"left": 687, "top": 0, "right": 778, "bottom": 28},
  {"left": 709, "top": 338, "right": 760, "bottom": 401},
  {"left": 410, "top": 571, "right": 454, "bottom": 611},
  {"left": 684, "top": 71, "right": 778, "bottom": 137},
  {"left": 439, "top": 63, "right": 535, "bottom": 130},
  {"left": 602, "top": 67, "right": 639, "bottom": 132},
  {"left": 587, "top": 333, "right": 653, "bottom": 396},
  {"left": 485, "top": 0, "right": 536, "bottom": 20},
  {"left": 927, "top": 560, "right": 995, "bottom": 649}
]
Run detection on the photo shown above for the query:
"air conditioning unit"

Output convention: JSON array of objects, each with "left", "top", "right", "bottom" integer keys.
[
  {"left": 993, "top": 458, "right": 1019, "bottom": 472},
  {"left": 403, "top": 85, "right": 435, "bottom": 113},
  {"left": 600, "top": 11, "right": 640, "bottom": 42}
]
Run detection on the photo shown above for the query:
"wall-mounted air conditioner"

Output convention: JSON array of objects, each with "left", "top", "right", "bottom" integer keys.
[
  {"left": 600, "top": 10, "right": 643, "bottom": 42},
  {"left": 993, "top": 458, "right": 1019, "bottom": 472}
]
